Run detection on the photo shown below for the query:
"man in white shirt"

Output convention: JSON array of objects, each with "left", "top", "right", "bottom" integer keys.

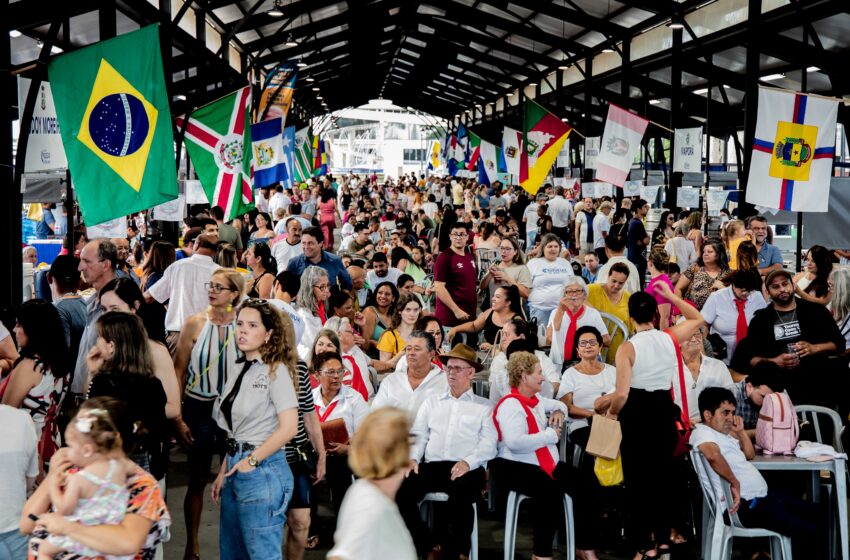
[
  {"left": 592, "top": 201, "right": 613, "bottom": 263},
  {"left": 595, "top": 229, "right": 641, "bottom": 295},
  {"left": 372, "top": 330, "right": 447, "bottom": 418},
  {"left": 0, "top": 405, "right": 38, "bottom": 558},
  {"left": 399, "top": 344, "right": 497, "bottom": 559},
  {"left": 271, "top": 218, "right": 304, "bottom": 271},
  {"left": 255, "top": 187, "right": 270, "bottom": 213},
  {"left": 421, "top": 194, "right": 439, "bottom": 220},
  {"left": 268, "top": 185, "right": 290, "bottom": 218},
  {"left": 268, "top": 270, "right": 306, "bottom": 344},
  {"left": 145, "top": 233, "right": 221, "bottom": 355},
  {"left": 523, "top": 193, "right": 546, "bottom": 250},
  {"left": 691, "top": 387, "right": 820, "bottom": 553},
  {"left": 366, "top": 252, "right": 402, "bottom": 291},
  {"left": 546, "top": 186, "right": 574, "bottom": 248}
]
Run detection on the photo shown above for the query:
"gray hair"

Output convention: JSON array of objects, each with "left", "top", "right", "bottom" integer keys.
[
  {"left": 675, "top": 223, "right": 690, "bottom": 236},
  {"left": 94, "top": 239, "right": 119, "bottom": 268},
  {"left": 295, "top": 266, "right": 329, "bottom": 313},
  {"left": 831, "top": 266, "right": 850, "bottom": 323},
  {"left": 325, "top": 316, "right": 350, "bottom": 333},
  {"left": 409, "top": 329, "right": 436, "bottom": 353},
  {"left": 562, "top": 275, "right": 589, "bottom": 296}
]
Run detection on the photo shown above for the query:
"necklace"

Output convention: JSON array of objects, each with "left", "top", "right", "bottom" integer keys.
[{"left": 774, "top": 307, "right": 798, "bottom": 325}]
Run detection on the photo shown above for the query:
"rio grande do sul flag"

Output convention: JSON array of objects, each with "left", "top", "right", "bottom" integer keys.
[
  {"left": 466, "top": 131, "right": 482, "bottom": 170},
  {"left": 596, "top": 103, "right": 649, "bottom": 187},
  {"left": 746, "top": 87, "right": 838, "bottom": 212},
  {"left": 48, "top": 25, "right": 177, "bottom": 226},
  {"left": 519, "top": 101, "right": 571, "bottom": 196},
  {"left": 177, "top": 86, "right": 254, "bottom": 221}
]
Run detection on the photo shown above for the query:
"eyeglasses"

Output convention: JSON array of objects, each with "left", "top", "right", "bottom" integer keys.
[
  {"left": 205, "top": 282, "right": 234, "bottom": 294},
  {"left": 446, "top": 365, "right": 472, "bottom": 373},
  {"left": 450, "top": 232, "right": 467, "bottom": 238},
  {"left": 319, "top": 368, "right": 346, "bottom": 377},
  {"left": 577, "top": 340, "right": 598, "bottom": 347},
  {"left": 314, "top": 283, "right": 331, "bottom": 291},
  {"left": 564, "top": 289, "right": 585, "bottom": 296}
]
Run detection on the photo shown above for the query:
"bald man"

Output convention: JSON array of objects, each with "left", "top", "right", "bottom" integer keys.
[{"left": 347, "top": 265, "right": 367, "bottom": 312}]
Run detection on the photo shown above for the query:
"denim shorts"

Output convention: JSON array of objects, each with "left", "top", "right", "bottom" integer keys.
[{"left": 288, "top": 459, "right": 313, "bottom": 509}]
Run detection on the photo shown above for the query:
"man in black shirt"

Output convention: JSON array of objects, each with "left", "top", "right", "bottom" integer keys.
[{"left": 733, "top": 269, "right": 843, "bottom": 406}]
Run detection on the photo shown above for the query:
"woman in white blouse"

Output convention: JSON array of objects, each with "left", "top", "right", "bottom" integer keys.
[
  {"left": 489, "top": 317, "right": 559, "bottom": 402},
  {"left": 295, "top": 266, "right": 331, "bottom": 359},
  {"left": 311, "top": 351, "right": 370, "bottom": 519},
  {"left": 526, "top": 233, "right": 575, "bottom": 327},
  {"left": 325, "top": 317, "right": 374, "bottom": 400},
  {"left": 492, "top": 351, "right": 599, "bottom": 560},
  {"left": 547, "top": 276, "right": 611, "bottom": 371}
]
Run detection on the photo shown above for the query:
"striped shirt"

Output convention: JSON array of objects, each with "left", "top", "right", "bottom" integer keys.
[
  {"left": 285, "top": 360, "right": 317, "bottom": 464},
  {"left": 185, "top": 320, "right": 242, "bottom": 401}
]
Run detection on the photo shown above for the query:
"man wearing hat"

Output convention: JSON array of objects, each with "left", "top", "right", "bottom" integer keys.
[
  {"left": 732, "top": 268, "right": 843, "bottom": 406},
  {"left": 398, "top": 344, "right": 497, "bottom": 560}
]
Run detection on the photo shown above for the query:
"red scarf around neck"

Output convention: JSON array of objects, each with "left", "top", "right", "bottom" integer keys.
[
  {"left": 342, "top": 355, "right": 370, "bottom": 401},
  {"left": 562, "top": 306, "right": 585, "bottom": 363},
  {"left": 492, "top": 388, "right": 557, "bottom": 478}
]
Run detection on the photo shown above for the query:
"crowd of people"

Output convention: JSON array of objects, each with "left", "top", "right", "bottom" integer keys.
[{"left": 3, "top": 172, "right": 849, "bottom": 560}]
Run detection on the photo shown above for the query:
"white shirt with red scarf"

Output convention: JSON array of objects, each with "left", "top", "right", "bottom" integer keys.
[
  {"left": 493, "top": 393, "right": 566, "bottom": 467},
  {"left": 312, "top": 385, "right": 370, "bottom": 436}
]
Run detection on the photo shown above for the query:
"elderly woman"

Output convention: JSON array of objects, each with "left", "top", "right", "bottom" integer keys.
[
  {"left": 479, "top": 236, "right": 532, "bottom": 301},
  {"left": 326, "top": 316, "right": 374, "bottom": 401},
  {"left": 701, "top": 268, "right": 767, "bottom": 365},
  {"left": 555, "top": 326, "right": 617, "bottom": 447},
  {"left": 296, "top": 266, "right": 332, "bottom": 359},
  {"left": 447, "top": 285, "right": 524, "bottom": 352},
  {"left": 311, "top": 351, "right": 370, "bottom": 516},
  {"left": 210, "top": 300, "right": 299, "bottom": 559},
  {"left": 546, "top": 277, "right": 610, "bottom": 371},
  {"left": 327, "top": 408, "right": 417, "bottom": 560},
  {"left": 492, "top": 351, "right": 599, "bottom": 560},
  {"left": 489, "top": 317, "right": 560, "bottom": 402},
  {"left": 527, "top": 233, "right": 575, "bottom": 327},
  {"left": 672, "top": 324, "right": 735, "bottom": 425},
  {"left": 830, "top": 266, "right": 850, "bottom": 351}
]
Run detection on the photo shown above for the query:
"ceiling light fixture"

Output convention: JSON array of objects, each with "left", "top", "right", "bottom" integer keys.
[
  {"left": 9, "top": 30, "right": 22, "bottom": 38},
  {"left": 693, "top": 88, "right": 708, "bottom": 95},
  {"left": 312, "top": 87, "right": 320, "bottom": 91},
  {"left": 666, "top": 14, "right": 685, "bottom": 30},
  {"left": 759, "top": 73, "right": 786, "bottom": 82},
  {"left": 285, "top": 33, "right": 299, "bottom": 47},
  {"left": 297, "top": 61, "right": 308, "bottom": 68},
  {"left": 806, "top": 66, "right": 820, "bottom": 72},
  {"left": 602, "top": 46, "right": 614, "bottom": 53},
  {"left": 559, "top": 63, "right": 570, "bottom": 70},
  {"left": 176, "top": 94, "right": 187, "bottom": 101},
  {"left": 306, "top": 77, "right": 314, "bottom": 82},
  {"left": 268, "top": 0, "right": 284, "bottom": 17}
]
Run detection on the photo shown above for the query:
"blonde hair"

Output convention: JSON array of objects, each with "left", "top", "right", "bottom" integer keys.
[
  {"left": 348, "top": 408, "right": 411, "bottom": 479},
  {"left": 722, "top": 219, "right": 746, "bottom": 248},
  {"left": 507, "top": 351, "right": 539, "bottom": 388},
  {"left": 72, "top": 408, "right": 123, "bottom": 454},
  {"left": 211, "top": 267, "right": 246, "bottom": 301}
]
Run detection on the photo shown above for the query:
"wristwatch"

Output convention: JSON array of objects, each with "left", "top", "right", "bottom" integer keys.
[{"left": 247, "top": 454, "right": 260, "bottom": 467}]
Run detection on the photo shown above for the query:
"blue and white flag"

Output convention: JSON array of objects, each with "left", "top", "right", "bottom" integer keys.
[
  {"left": 478, "top": 140, "right": 499, "bottom": 186},
  {"left": 251, "top": 117, "right": 285, "bottom": 188},
  {"left": 281, "top": 125, "right": 296, "bottom": 186}
]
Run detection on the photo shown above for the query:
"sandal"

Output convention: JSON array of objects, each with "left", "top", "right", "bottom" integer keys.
[{"left": 305, "top": 535, "right": 320, "bottom": 550}]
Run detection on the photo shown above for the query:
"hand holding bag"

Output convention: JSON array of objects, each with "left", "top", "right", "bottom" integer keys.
[{"left": 585, "top": 414, "right": 622, "bottom": 460}]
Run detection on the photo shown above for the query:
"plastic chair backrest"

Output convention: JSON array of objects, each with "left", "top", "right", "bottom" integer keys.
[
  {"left": 796, "top": 404, "right": 845, "bottom": 452},
  {"left": 598, "top": 312, "right": 629, "bottom": 362},
  {"left": 692, "top": 449, "right": 747, "bottom": 528}
]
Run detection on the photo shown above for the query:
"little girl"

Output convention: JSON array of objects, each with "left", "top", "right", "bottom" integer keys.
[
  {"left": 37, "top": 408, "right": 132, "bottom": 560},
  {"left": 722, "top": 219, "right": 749, "bottom": 270}
]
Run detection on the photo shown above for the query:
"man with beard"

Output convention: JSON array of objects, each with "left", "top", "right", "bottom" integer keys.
[
  {"left": 733, "top": 269, "right": 843, "bottom": 406},
  {"left": 748, "top": 215, "right": 783, "bottom": 277},
  {"left": 272, "top": 217, "right": 304, "bottom": 271}
]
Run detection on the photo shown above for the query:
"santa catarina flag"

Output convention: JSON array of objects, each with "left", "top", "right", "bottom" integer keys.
[
  {"left": 746, "top": 87, "right": 838, "bottom": 212},
  {"left": 596, "top": 103, "right": 649, "bottom": 187},
  {"left": 48, "top": 25, "right": 177, "bottom": 226},
  {"left": 520, "top": 100, "right": 571, "bottom": 196},
  {"left": 478, "top": 140, "right": 499, "bottom": 186},
  {"left": 466, "top": 131, "right": 482, "bottom": 170},
  {"left": 251, "top": 117, "right": 286, "bottom": 188},
  {"left": 502, "top": 126, "right": 522, "bottom": 177},
  {"left": 177, "top": 86, "right": 254, "bottom": 221}
]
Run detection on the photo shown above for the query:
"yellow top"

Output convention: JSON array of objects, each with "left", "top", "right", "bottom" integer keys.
[
  {"left": 377, "top": 329, "right": 406, "bottom": 357},
  {"left": 587, "top": 283, "right": 632, "bottom": 365}
]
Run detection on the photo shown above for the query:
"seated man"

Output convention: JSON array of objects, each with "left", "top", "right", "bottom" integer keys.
[
  {"left": 398, "top": 344, "right": 497, "bottom": 560},
  {"left": 691, "top": 387, "right": 821, "bottom": 555},
  {"left": 729, "top": 361, "right": 783, "bottom": 438}
]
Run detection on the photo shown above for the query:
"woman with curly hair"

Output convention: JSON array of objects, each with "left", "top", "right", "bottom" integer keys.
[{"left": 211, "top": 299, "right": 299, "bottom": 559}]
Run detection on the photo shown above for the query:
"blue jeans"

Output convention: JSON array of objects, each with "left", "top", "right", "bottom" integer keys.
[
  {"left": 220, "top": 449, "right": 293, "bottom": 559},
  {"left": 0, "top": 529, "right": 28, "bottom": 559}
]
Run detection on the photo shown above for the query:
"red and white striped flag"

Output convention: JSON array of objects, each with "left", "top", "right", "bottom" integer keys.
[{"left": 596, "top": 104, "right": 649, "bottom": 187}]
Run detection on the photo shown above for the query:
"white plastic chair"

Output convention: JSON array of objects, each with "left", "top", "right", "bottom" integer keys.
[
  {"left": 503, "top": 490, "right": 575, "bottom": 560},
  {"left": 418, "top": 492, "right": 478, "bottom": 560},
  {"left": 599, "top": 312, "right": 629, "bottom": 363},
  {"left": 690, "top": 449, "right": 793, "bottom": 560},
  {"left": 796, "top": 405, "right": 845, "bottom": 452}
]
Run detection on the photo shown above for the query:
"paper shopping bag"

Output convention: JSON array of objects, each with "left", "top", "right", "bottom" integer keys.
[{"left": 585, "top": 415, "right": 622, "bottom": 460}]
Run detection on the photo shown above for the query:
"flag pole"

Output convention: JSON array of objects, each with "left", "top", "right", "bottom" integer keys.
[
  {"left": 570, "top": 128, "right": 586, "bottom": 139},
  {"left": 647, "top": 120, "right": 674, "bottom": 134}
]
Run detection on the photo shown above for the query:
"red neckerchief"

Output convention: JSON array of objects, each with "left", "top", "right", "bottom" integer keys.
[
  {"left": 735, "top": 298, "right": 748, "bottom": 344},
  {"left": 342, "top": 355, "right": 369, "bottom": 401},
  {"left": 317, "top": 302, "right": 328, "bottom": 325},
  {"left": 492, "top": 388, "right": 557, "bottom": 478},
  {"left": 562, "top": 306, "right": 585, "bottom": 363},
  {"left": 315, "top": 399, "right": 340, "bottom": 422}
]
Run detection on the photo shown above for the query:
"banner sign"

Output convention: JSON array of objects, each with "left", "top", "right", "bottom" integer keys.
[
  {"left": 673, "top": 127, "right": 702, "bottom": 172},
  {"left": 17, "top": 77, "right": 68, "bottom": 172}
]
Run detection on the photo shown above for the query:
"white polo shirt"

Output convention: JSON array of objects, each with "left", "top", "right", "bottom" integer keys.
[
  {"left": 701, "top": 287, "right": 768, "bottom": 365},
  {"left": 148, "top": 253, "right": 220, "bottom": 332},
  {"left": 371, "top": 365, "right": 447, "bottom": 420}
]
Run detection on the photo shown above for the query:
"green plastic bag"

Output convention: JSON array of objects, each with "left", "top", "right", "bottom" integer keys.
[{"left": 594, "top": 454, "right": 624, "bottom": 487}]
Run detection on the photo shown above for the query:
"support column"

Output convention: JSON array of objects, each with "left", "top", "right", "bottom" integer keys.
[
  {"left": 583, "top": 57, "right": 593, "bottom": 184},
  {"left": 668, "top": 27, "right": 683, "bottom": 213},
  {"left": 0, "top": 0, "right": 21, "bottom": 305},
  {"left": 738, "top": 0, "right": 762, "bottom": 220}
]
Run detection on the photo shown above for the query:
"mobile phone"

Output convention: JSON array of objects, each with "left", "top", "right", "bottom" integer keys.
[{"left": 28, "top": 513, "right": 39, "bottom": 522}]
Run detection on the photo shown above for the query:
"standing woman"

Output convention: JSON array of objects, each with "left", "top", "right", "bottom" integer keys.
[
  {"left": 645, "top": 251, "right": 675, "bottom": 329},
  {"left": 140, "top": 240, "right": 176, "bottom": 291},
  {"left": 245, "top": 243, "right": 277, "bottom": 299},
  {"left": 607, "top": 284, "right": 704, "bottom": 560},
  {"left": 295, "top": 267, "right": 332, "bottom": 358},
  {"left": 211, "top": 300, "right": 299, "bottom": 560},
  {"left": 527, "top": 233, "right": 575, "bottom": 327},
  {"left": 318, "top": 188, "right": 338, "bottom": 250},
  {"left": 675, "top": 238, "right": 729, "bottom": 311},
  {"left": 651, "top": 210, "right": 675, "bottom": 249},
  {"left": 479, "top": 236, "right": 532, "bottom": 301},
  {"left": 685, "top": 212, "right": 704, "bottom": 256},
  {"left": 2, "top": 299, "right": 68, "bottom": 462},
  {"left": 793, "top": 244, "right": 833, "bottom": 306},
  {"left": 172, "top": 268, "right": 245, "bottom": 560},
  {"left": 248, "top": 212, "right": 276, "bottom": 247}
]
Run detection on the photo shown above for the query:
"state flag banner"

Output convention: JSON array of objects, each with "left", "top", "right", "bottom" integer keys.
[
  {"left": 502, "top": 126, "right": 522, "bottom": 177},
  {"left": 251, "top": 117, "right": 286, "bottom": 188},
  {"left": 478, "top": 140, "right": 499, "bottom": 186},
  {"left": 745, "top": 87, "right": 838, "bottom": 212},
  {"left": 673, "top": 127, "right": 703, "bottom": 173},
  {"left": 294, "top": 127, "right": 315, "bottom": 183},
  {"left": 177, "top": 86, "right": 254, "bottom": 222},
  {"left": 48, "top": 25, "right": 178, "bottom": 226},
  {"left": 467, "top": 132, "right": 482, "bottom": 170},
  {"left": 584, "top": 137, "right": 600, "bottom": 170},
  {"left": 520, "top": 100, "right": 571, "bottom": 196},
  {"left": 596, "top": 104, "right": 649, "bottom": 187}
]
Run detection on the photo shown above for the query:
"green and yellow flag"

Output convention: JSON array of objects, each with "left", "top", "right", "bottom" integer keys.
[{"left": 49, "top": 25, "right": 177, "bottom": 225}]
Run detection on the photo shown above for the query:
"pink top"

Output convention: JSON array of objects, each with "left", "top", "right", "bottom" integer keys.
[
  {"left": 646, "top": 274, "right": 675, "bottom": 328},
  {"left": 318, "top": 199, "right": 336, "bottom": 220}
]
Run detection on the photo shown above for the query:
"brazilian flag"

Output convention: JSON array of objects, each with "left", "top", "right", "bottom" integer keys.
[{"left": 49, "top": 25, "right": 177, "bottom": 226}]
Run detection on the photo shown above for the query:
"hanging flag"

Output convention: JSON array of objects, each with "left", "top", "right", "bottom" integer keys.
[
  {"left": 519, "top": 100, "right": 571, "bottom": 196},
  {"left": 501, "top": 126, "right": 522, "bottom": 177},
  {"left": 428, "top": 140, "right": 441, "bottom": 170},
  {"left": 478, "top": 140, "right": 499, "bottom": 186},
  {"left": 312, "top": 135, "right": 321, "bottom": 174},
  {"left": 673, "top": 127, "right": 703, "bottom": 172},
  {"left": 456, "top": 124, "right": 469, "bottom": 164},
  {"left": 48, "top": 25, "right": 177, "bottom": 226},
  {"left": 293, "top": 127, "right": 314, "bottom": 183},
  {"left": 177, "top": 86, "right": 254, "bottom": 221},
  {"left": 251, "top": 117, "right": 286, "bottom": 188},
  {"left": 584, "top": 136, "right": 600, "bottom": 170},
  {"left": 746, "top": 87, "right": 838, "bottom": 212},
  {"left": 257, "top": 62, "right": 298, "bottom": 122},
  {"left": 467, "top": 131, "right": 482, "bottom": 170},
  {"left": 281, "top": 125, "right": 296, "bottom": 186},
  {"left": 596, "top": 104, "right": 649, "bottom": 187}
]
